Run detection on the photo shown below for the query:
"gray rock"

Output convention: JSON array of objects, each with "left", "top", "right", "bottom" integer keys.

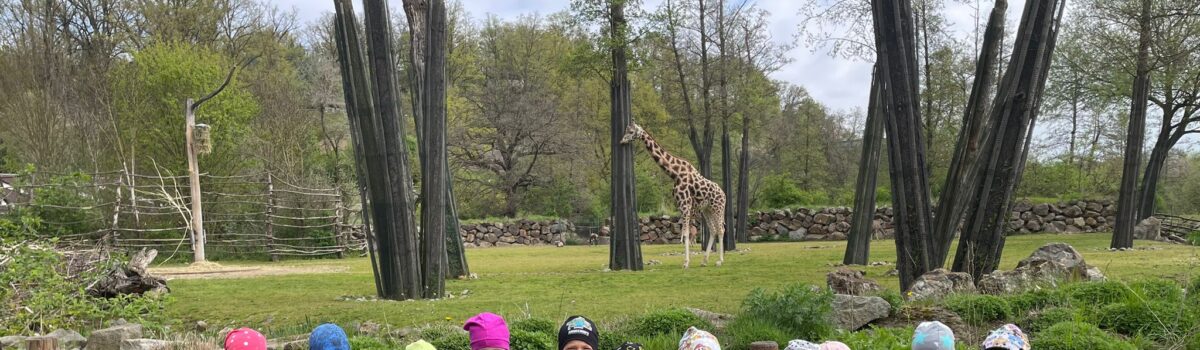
[
  {"left": 788, "top": 228, "right": 807, "bottom": 241},
  {"left": 1086, "top": 202, "right": 1104, "bottom": 213},
  {"left": 1, "top": 336, "right": 27, "bottom": 349},
  {"left": 775, "top": 225, "right": 790, "bottom": 236},
  {"left": 980, "top": 243, "right": 1106, "bottom": 294},
  {"left": 1072, "top": 217, "right": 1087, "bottom": 228},
  {"left": 1033, "top": 204, "right": 1050, "bottom": 216},
  {"left": 356, "top": 321, "right": 381, "bottom": 336},
  {"left": 813, "top": 213, "right": 836, "bottom": 225},
  {"left": 832, "top": 294, "right": 891, "bottom": 331},
  {"left": 86, "top": 324, "right": 143, "bottom": 350},
  {"left": 48, "top": 329, "right": 87, "bottom": 349},
  {"left": 905, "top": 268, "right": 976, "bottom": 301},
  {"left": 685, "top": 308, "right": 734, "bottom": 332},
  {"left": 1064, "top": 205, "right": 1083, "bottom": 217},
  {"left": 1012, "top": 201, "right": 1033, "bottom": 213},
  {"left": 1024, "top": 220, "right": 1041, "bottom": 232},
  {"left": 118, "top": 339, "right": 171, "bottom": 350},
  {"left": 829, "top": 232, "right": 847, "bottom": 240},
  {"left": 827, "top": 268, "right": 883, "bottom": 296},
  {"left": 1133, "top": 217, "right": 1162, "bottom": 240}
]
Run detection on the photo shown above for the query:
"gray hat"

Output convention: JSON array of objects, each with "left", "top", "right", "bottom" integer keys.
[{"left": 911, "top": 321, "right": 955, "bottom": 350}]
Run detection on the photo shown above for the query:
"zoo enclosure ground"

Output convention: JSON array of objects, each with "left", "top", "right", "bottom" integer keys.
[{"left": 163, "top": 233, "right": 1200, "bottom": 336}]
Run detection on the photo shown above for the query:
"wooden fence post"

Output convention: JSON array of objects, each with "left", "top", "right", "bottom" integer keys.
[
  {"left": 26, "top": 337, "right": 55, "bottom": 350},
  {"left": 110, "top": 170, "right": 125, "bottom": 248},
  {"left": 266, "top": 172, "right": 278, "bottom": 262},
  {"left": 335, "top": 188, "right": 346, "bottom": 259}
]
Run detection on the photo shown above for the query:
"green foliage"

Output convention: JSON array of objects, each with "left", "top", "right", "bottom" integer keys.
[
  {"left": 348, "top": 336, "right": 390, "bottom": 350},
  {"left": 22, "top": 172, "right": 106, "bottom": 236},
  {"left": 740, "top": 283, "right": 834, "bottom": 340},
  {"left": 1025, "top": 307, "right": 1084, "bottom": 333},
  {"left": 722, "top": 318, "right": 793, "bottom": 350},
  {"left": 1188, "top": 231, "right": 1200, "bottom": 246},
  {"left": 0, "top": 212, "right": 41, "bottom": 243},
  {"left": 943, "top": 294, "right": 1011, "bottom": 325},
  {"left": 422, "top": 327, "right": 470, "bottom": 349},
  {"left": 510, "top": 329, "right": 555, "bottom": 350},
  {"left": 0, "top": 242, "right": 168, "bottom": 334},
  {"left": 1066, "top": 281, "right": 1131, "bottom": 305},
  {"left": 599, "top": 330, "right": 635, "bottom": 350},
  {"left": 872, "top": 290, "right": 904, "bottom": 314},
  {"left": 1127, "top": 280, "right": 1184, "bottom": 301},
  {"left": 626, "top": 308, "right": 712, "bottom": 337},
  {"left": 834, "top": 327, "right": 914, "bottom": 350},
  {"left": 1031, "top": 322, "right": 1137, "bottom": 350},
  {"left": 510, "top": 317, "right": 557, "bottom": 335},
  {"left": 1097, "top": 301, "right": 1189, "bottom": 340},
  {"left": 1005, "top": 288, "right": 1066, "bottom": 315},
  {"left": 756, "top": 175, "right": 830, "bottom": 209}
]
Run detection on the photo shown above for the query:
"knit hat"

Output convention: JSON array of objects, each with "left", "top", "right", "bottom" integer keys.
[
  {"left": 308, "top": 324, "right": 350, "bottom": 350},
  {"left": 818, "top": 341, "right": 851, "bottom": 350},
  {"left": 784, "top": 340, "right": 820, "bottom": 350},
  {"left": 678, "top": 327, "right": 721, "bottom": 350},
  {"left": 558, "top": 316, "right": 599, "bottom": 350},
  {"left": 981, "top": 324, "right": 1030, "bottom": 350},
  {"left": 617, "top": 342, "right": 644, "bottom": 350},
  {"left": 224, "top": 328, "right": 267, "bottom": 350},
  {"left": 464, "top": 312, "right": 511, "bottom": 350},
  {"left": 407, "top": 340, "right": 438, "bottom": 350},
  {"left": 912, "top": 321, "right": 955, "bottom": 350}
]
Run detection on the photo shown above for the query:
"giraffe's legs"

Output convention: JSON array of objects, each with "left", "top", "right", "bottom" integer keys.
[
  {"left": 702, "top": 212, "right": 716, "bottom": 267},
  {"left": 680, "top": 212, "right": 692, "bottom": 269},
  {"left": 711, "top": 208, "right": 725, "bottom": 266}
]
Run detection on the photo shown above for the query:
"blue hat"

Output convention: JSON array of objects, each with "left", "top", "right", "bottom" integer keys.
[{"left": 309, "top": 323, "right": 350, "bottom": 350}]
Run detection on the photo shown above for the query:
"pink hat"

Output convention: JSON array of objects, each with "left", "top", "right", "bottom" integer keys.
[
  {"left": 463, "top": 312, "right": 510, "bottom": 350},
  {"left": 225, "top": 328, "right": 267, "bottom": 350},
  {"left": 818, "top": 341, "right": 851, "bottom": 350}
]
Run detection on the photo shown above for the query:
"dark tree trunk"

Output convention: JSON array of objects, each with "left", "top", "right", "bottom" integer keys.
[
  {"left": 418, "top": 0, "right": 449, "bottom": 298},
  {"left": 736, "top": 114, "right": 751, "bottom": 243},
  {"left": 1112, "top": 0, "right": 1152, "bottom": 250},
  {"left": 332, "top": 15, "right": 382, "bottom": 297},
  {"left": 844, "top": 67, "right": 885, "bottom": 266},
  {"left": 930, "top": 0, "right": 1006, "bottom": 267},
  {"left": 952, "top": 0, "right": 1065, "bottom": 280},
  {"left": 609, "top": 0, "right": 642, "bottom": 271},
  {"left": 722, "top": 120, "right": 735, "bottom": 251},
  {"left": 871, "top": 0, "right": 936, "bottom": 291},
  {"left": 335, "top": 0, "right": 422, "bottom": 300}
]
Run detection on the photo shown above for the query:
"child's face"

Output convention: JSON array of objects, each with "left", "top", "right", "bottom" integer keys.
[{"left": 562, "top": 340, "right": 594, "bottom": 350}]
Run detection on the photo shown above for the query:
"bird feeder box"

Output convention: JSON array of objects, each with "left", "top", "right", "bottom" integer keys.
[{"left": 194, "top": 124, "right": 212, "bottom": 155}]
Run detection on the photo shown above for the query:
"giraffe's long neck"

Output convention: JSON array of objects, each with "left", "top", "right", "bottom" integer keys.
[{"left": 640, "top": 132, "right": 692, "bottom": 181}]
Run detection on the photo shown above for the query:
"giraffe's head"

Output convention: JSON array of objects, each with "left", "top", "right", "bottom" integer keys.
[{"left": 620, "top": 123, "right": 645, "bottom": 144}]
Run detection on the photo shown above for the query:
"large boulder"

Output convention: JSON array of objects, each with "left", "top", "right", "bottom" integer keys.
[
  {"left": 119, "top": 339, "right": 173, "bottom": 350},
  {"left": 977, "top": 243, "right": 1104, "bottom": 295},
  {"left": 86, "top": 324, "right": 143, "bottom": 350},
  {"left": 813, "top": 213, "right": 836, "bottom": 225},
  {"left": 48, "top": 329, "right": 87, "bottom": 349},
  {"left": 831, "top": 294, "right": 891, "bottom": 331},
  {"left": 826, "top": 268, "right": 883, "bottom": 296},
  {"left": 905, "top": 269, "right": 976, "bottom": 301},
  {"left": 1, "top": 336, "right": 27, "bottom": 350},
  {"left": 1133, "top": 217, "right": 1162, "bottom": 240}
]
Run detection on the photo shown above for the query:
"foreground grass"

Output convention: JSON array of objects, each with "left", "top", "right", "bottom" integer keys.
[{"left": 165, "top": 233, "right": 1199, "bottom": 335}]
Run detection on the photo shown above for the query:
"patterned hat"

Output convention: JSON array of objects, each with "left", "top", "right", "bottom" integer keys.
[
  {"left": 558, "top": 315, "right": 599, "bottom": 350},
  {"left": 912, "top": 321, "right": 955, "bottom": 350},
  {"left": 981, "top": 324, "right": 1030, "bottom": 350},
  {"left": 784, "top": 340, "right": 820, "bottom": 350},
  {"left": 617, "top": 342, "right": 644, "bottom": 350},
  {"left": 678, "top": 327, "right": 721, "bottom": 350},
  {"left": 224, "top": 328, "right": 267, "bottom": 350}
]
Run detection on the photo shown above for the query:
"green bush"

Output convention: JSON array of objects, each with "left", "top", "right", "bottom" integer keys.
[
  {"left": 943, "top": 294, "right": 1011, "bottom": 325},
  {"left": 1097, "top": 301, "right": 1188, "bottom": 340},
  {"left": 1024, "top": 307, "right": 1082, "bottom": 333},
  {"left": 1066, "top": 281, "right": 1131, "bottom": 305},
  {"left": 1031, "top": 322, "right": 1137, "bottom": 350},
  {"left": 757, "top": 175, "right": 830, "bottom": 208},
  {"left": 510, "top": 329, "right": 555, "bottom": 350},
  {"left": 835, "top": 327, "right": 914, "bottom": 350},
  {"left": 722, "top": 317, "right": 793, "bottom": 350},
  {"left": 872, "top": 290, "right": 904, "bottom": 315},
  {"left": 24, "top": 173, "right": 107, "bottom": 236},
  {"left": 1005, "top": 288, "right": 1066, "bottom": 315},
  {"left": 1128, "top": 280, "right": 1184, "bottom": 301},
  {"left": 510, "top": 317, "right": 557, "bottom": 335},
  {"left": 627, "top": 308, "right": 712, "bottom": 337},
  {"left": 348, "top": 336, "right": 390, "bottom": 350},
  {"left": 425, "top": 329, "right": 470, "bottom": 350},
  {"left": 0, "top": 242, "right": 168, "bottom": 334},
  {"left": 599, "top": 330, "right": 635, "bottom": 350},
  {"left": 740, "top": 283, "right": 834, "bottom": 340}
]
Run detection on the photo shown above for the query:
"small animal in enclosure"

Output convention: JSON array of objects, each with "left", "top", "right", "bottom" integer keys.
[{"left": 620, "top": 122, "right": 727, "bottom": 268}]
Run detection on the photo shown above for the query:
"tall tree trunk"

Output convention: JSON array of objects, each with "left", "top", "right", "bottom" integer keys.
[
  {"left": 609, "top": 0, "right": 642, "bottom": 271},
  {"left": 335, "top": 0, "right": 422, "bottom": 300},
  {"left": 1112, "top": 0, "right": 1152, "bottom": 250},
  {"left": 930, "top": 0, "right": 1006, "bottom": 267},
  {"left": 952, "top": 0, "right": 1064, "bottom": 280},
  {"left": 871, "top": 0, "right": 935, "bottom": 291},
  {"left": 736, "top": 114, "right": 751, "bottom": 244},
  {"left": 418, "top": 0, "right": 449, "bottom": 298},
  {"left": 717, "top": 0, "right": 734, "bottom": 251},
  {"left": 844, "top": 67, "right": 885, "bottom": 266}
]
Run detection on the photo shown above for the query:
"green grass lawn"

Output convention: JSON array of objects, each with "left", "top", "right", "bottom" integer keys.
[{"left": 165, "top": 233, "right": 1200, "bottom": 335}]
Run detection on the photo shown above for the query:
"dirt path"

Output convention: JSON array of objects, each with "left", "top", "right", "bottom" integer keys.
[{"left": 150, "top": 262, "right": 348, "bottom": 280}]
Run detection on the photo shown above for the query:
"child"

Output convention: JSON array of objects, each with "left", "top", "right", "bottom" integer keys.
[
  {"left": 981, "top": 324, "right": 1030, "bottom": 350},
  {"left": 678, "top": 327, "right": 720, "bottom": 350},
  {"left": 557, "top": 315, "right": 600, "bottom": 350},
  {"left": 911, "top": 321, "right": 955, "bottom": 350},
  {"left": 224, "top": 328, "right": 267, "bottom": 350},
  {"left": 464, "top": 312, "right": 511, "bottom": 350},
  {"left": 309, "top": 324, "right": 350, "bottom": 350}
]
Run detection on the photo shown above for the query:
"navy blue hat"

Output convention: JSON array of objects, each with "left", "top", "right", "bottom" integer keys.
[{"left": 309, "top": 323, "right": 351, "bottom": 350}]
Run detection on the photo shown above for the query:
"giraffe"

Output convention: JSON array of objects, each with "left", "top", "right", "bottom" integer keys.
[{"left": 621, "top": 122, "right": 727, "bottom": 268}]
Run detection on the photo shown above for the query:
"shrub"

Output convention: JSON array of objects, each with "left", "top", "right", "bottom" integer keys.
[
  {"left": 348, "top": 336, "right": 390, "bottom": 350},
  {"left": 1097, "top": 301, "right": 1188, "bottom": 340},
  {"left": 599, "top": 330, "right": 636, "bottom": 350},
  {"left": 722, "top": 317, "right": 793, "bottom": 350},
  {"left": 510, "top": 329, "right": 555, "bottom": 350},
  {"left": 1005, "top": 288, "right": 1066, "bottom": 315},
  {"left": 510, "top": 317, "right": 557, "bottom": 335},
  {"left": 741, "top": 283, "right": 834, "bottom": 340},
  {"left": 943, "top": 294, "right": 1011, "bottom": 326},
  {"left": 1128, "top": 279, "right": 1183, "bottom": 301},
  {"left": 1031, "top": 322, "right": 1137, "bottom": 350},
  {"left": 872, "top": 290, "right": 904, "bottom": 315},
  {"left": 835, "top": 327, "right": 914, "bottom": 350},
  {"left": 627, "top": 308, "right": 712, "bottom": 337},
  {"left": 1188, "top": 231, "right": 1200, "bottom": 246},
  {"left": 1065, "top": 281, "right": 1131, "bottom": 305},
  {"left": 1024, "top": 307, "right": 1082, "bottom": 333},
  {"left": 424, "top": 329, "right": 470, "bottom": 350}
]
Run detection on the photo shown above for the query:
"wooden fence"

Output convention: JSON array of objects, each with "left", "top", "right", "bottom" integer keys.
[{"left": 0, "top": 170, "right": 364, "bottom": 261}]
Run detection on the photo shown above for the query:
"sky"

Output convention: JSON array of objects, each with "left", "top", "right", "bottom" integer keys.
[{"left": 270, "top": 0, "right": 1029, "bottom": 114}]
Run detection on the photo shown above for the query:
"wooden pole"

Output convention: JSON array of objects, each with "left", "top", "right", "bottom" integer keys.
[
  {"left": 335, "top": 188, "right": 346, "bottom": 259},
  {"left": 25, "top": 337, "right": 55, "bottom": 350},
  {"left": 110, "top": 170, "right": 125, "bottom": 248},
  {"left": 266, "top": 173, "right": 278, "bottom": 262},
  {"left": 185, "top": 98, "right": 206, "bottom": 263}
]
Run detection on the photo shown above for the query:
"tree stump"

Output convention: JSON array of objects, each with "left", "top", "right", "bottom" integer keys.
[
  {"left": 749, "top": 341, "right": 779, "bottom": 350},
  {"left": 26, "top": 337, "right": 55, "bottom": 350}
]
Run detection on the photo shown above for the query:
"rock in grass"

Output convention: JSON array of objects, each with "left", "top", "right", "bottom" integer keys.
[
  {"left": 1, "top": 336, "right": 27, "bottom": 349},
  {"left": 118, "top": 339, "right": 173, "bottom": 350},
  {"left": 831, "top": 294, "right": 890, "bottom": 331},
  {"left": 826, "top": 268, "right": 882, "bottom": 296},
  {"left": 48, "top": 329, "right": 87, "bottom": 349},
  {"left": 86, "top": 323, "right": 143, "bottom": 350},
  {"left": 905, "top": 269, "right": 976, "bottom": 301},
  {"left": 978, "top": 243, "right": 1106, "bottom": 295}
]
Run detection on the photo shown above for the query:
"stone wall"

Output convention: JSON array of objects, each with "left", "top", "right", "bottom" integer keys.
[{"left": 458, "top": 199, "right": 1117, "bottom": 247}]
